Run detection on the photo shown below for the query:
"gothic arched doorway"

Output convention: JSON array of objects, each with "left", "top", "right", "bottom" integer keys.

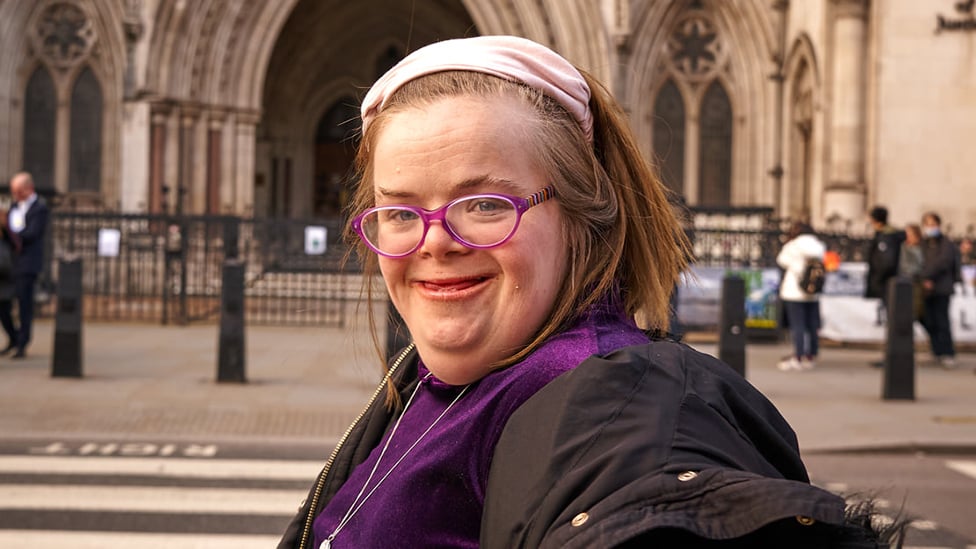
[{"left": 259, "top": 0, "right": 478, "bottom": 218}]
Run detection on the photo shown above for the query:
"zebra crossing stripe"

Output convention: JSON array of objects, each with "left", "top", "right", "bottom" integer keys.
[
  {"left": 0, "top": 531, "right": 280, "bottom": 549},
  {"left": 945, "top": 460, "right": 976, "bottom": 481},
  {"left": 0, "top": 455, "right": 322, "bottom": 481},
  {"left": 0, "top": 484, "right": 305, "bottom": 514}
]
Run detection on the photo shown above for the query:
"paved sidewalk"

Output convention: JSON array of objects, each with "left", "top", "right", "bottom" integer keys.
[{"left": 1, "top": 318, "right": 974, "bottom": 454}]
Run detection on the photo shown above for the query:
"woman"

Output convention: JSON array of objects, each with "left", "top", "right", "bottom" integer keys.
[
  {"left": 280, "top": 36, "right": 888, "bottom": 548},
  {"left": 898, "top": 223, "right": 925, "bottom": 321},
  {"left": 776, "top": 222, "right": 826, "bottom": 371}
]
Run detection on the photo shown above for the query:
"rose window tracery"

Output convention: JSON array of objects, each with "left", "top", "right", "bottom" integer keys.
[
  {"left": 32, "top": 2, "right": 96, "bottom": 69},
  {"left": 667, "top": 13, "right": 725, "bottom": 81}
]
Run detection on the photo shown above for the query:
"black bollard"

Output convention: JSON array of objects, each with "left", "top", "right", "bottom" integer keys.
[
  {"left": 719, "top": 274, "right": 747, "bottom": 376},
  {"left": 882, "top": 277, "right": 915, "bottom": 400},
  {"left": 385, "top": 300, "right": 411, "bottom": 361},
  {"left": 52, "top": 258, "right": 83, "bottom": 378},
  {"left": 217, "top": 259, "right": 246, "bottom": 383},
  {"left": 223, "top": 217, "right": 240, "bottom": 260}
]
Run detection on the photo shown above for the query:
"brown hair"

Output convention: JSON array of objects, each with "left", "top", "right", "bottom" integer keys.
[
  {"left": 787, "top": 221, "right": 815, "bottom": 240},
  {"left": 904, "top": 223, "right": 922, "bottom": 242},
  {"left": 348, "top": 70, "right": 690, "bottom": 394}
]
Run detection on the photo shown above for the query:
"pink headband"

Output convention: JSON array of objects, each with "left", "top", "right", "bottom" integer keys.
[{"left": 361, "top": 35, "right": 593, "bottom": 142}]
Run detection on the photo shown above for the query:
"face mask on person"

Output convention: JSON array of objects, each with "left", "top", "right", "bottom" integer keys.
[{"left": 923, "top": 226, "right": 941, "bottom": 238}]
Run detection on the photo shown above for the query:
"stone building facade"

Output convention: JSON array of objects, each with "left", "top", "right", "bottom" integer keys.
[{"left": 0, "top": 0, "right": 973, "bottom": 232}]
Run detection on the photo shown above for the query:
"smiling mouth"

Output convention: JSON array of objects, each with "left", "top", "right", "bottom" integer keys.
[{"left": 419, "top": 276, "right": 491, "bottom": 293}]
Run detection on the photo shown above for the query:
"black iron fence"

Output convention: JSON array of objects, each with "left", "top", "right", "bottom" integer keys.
[
  {"left": 43, "top": 206, "right": 966, "bottom": 327},
  {"left": 42, "top": 212, "right": 360, "bottom": 326},
  {"left": 688, "top": 207, "right": 873, "bottom": 268}
]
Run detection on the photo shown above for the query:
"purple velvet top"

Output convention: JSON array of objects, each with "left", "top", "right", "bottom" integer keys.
[{"left": 312, "top": 299, "right": 648, "bottom": 548}]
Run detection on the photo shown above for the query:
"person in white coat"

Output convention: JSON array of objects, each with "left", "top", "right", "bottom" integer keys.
[{"left": 776, "top": 222, "right": 827, "bottom": 371}]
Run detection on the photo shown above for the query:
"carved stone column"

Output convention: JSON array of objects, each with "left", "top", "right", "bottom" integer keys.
[
  {"left": 825, "top": 0, "right": 869, "bottom": 221},
  {"left": 148, "top": 107, "right": 168, "bottom": 214},
  {"left": 206, "top": 115, "right": 224, "bottom": 214},
  {"left": 233, "top": 112, "right": 259, "bottom": 216},
  {"left": 118, "top": 100, "right": 151, "bottom": 212},
  {"left": 177, "top": 108, "right": 198, "bottom": 215},
  {"left": 122, "top": 0, "right": 143, "bottom": 100}
]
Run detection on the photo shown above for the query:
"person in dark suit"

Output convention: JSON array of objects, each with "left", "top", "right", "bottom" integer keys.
[
  {"left": 0, "top": 215, "right": 19, "bottom": 351},
  {"left": 5, "top": 172, "right": 49, "bottom": 358}
]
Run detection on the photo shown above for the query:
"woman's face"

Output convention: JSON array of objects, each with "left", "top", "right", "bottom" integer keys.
[
  {"left": 371, "top": 95, "right": 569, "bottom": 385},
  {"left": 906, "top": 228, "right": 921, "bottom": 245}
]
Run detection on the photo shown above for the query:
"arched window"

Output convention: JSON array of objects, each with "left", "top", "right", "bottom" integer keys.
[
  {"left": 22, "top": 66, "right": 57, "bottom": 192},
  {"left": 652, "top": 80, "right": 686, "bottom": 196},
  {"left": 69, "top": 66, "right": 103, "bottom": 192},
  {"left": 313, "top": 98, "right": 360, "bottom": 216},
  {"left": 788, "top": 59, "right": 815, "bottom": 219},
  {"left": 698, "top": 81, "right": 732, "bottom": 206}
]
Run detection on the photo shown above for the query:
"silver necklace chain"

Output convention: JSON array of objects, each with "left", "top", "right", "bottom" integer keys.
[{"left": 322, "top": 372, "right": 471, "bottom": 549}]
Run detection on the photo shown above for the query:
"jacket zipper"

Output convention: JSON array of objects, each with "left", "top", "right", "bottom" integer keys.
[{"left": 297, "top": 343, "right": 416, "bottom": 549}]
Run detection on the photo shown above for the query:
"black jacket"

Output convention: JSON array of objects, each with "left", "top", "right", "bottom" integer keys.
[
  {"left": 13, "top": 197, "right": 49, "bottom": 276},
  {"left": 482, "top": 342, "right": 885, "bottom": 548},
  {"left": 0, "top": 226, "right": 17, "bottom": 300},
  {"left": 281, "top": 342, "right": 886, "bottom": 548},
  {"left": 865, "top": 226, "right": 905, "bottom": 299},
  {"left": 921, "top": 233, "right": 959, "bottom": 297}
]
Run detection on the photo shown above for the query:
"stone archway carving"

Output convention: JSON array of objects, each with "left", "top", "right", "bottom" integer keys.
[
  {"left": 137, "top": 0, "right": 612, "bottom": 216},
  {"left": 782, "top": 33, "right": 822, "bottom": 223}
]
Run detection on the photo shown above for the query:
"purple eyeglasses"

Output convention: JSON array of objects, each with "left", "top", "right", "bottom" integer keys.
[{"left": 352, "top": 186, "right": 555, "bottom": 258}]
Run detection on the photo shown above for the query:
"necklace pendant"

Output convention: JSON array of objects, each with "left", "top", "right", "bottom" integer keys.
[{"left": 320, "top": 537, "right": 332, "bottom": 549}]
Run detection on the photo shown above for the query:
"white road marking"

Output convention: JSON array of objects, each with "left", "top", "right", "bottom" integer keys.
[
  {"left": 0, "top": 455, "right": 321, "bottom": 481},
  {"left": 0, "top": 531, "right": 280, "bottom": 549},
  {"left": 824, "top": 481, "right": 848, "bottom": 492},
  {"left": 910, "top": 519, "right": 939, "bottom": 531},
  {"left": 945, "top": 460, "right": 976, "bottom": 481},
  {"left": 0, "top": 484, "right": 304, "bottom": 514}
]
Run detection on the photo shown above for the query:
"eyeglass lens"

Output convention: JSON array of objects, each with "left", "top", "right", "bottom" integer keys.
[{"left": 359, "top": 195, "right": 519, "bottom": 255}]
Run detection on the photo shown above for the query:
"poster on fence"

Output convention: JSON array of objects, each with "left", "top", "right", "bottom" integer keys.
[
  {"left": 677, "top": 266, "right": 781, "bottom": 333},
  {"left": 304, "top": 226, "right": 327, "bottom": 255},
  {"left": 97, "top": 228, "right": 121, "bottom": 257}
]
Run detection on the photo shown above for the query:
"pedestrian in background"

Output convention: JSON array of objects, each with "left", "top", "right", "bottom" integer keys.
[
  {"left": 898, "top": 223, "right": 925, "bottom": 322},
  {"left": 864, "top": 205, "right": 904, "bottom": 367},
  {"left": 919, "top": 212, "right": 957, "bottom": 369},
  {"left": 960, "top": 237, "right": 974, "bottom": 266},
  {"left": 865, "top": 206, "right": 905, "bottom": 311},
  {"left": 279, "top": 35, "right": 887, "bottom": 548},
  {"left": 0, "top": 212, "right": 19, "bottom": 351},
  {"left": 5, "top": 172, "right": 49, "bottom": 359},
  {"left": 776, "top": 222, "right": 826, "bottom": 371}
]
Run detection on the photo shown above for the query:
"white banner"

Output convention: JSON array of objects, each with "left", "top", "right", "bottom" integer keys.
[
  {"left": 677, "top": 261, "right": 976, "bottom": 344},
  {"left": 820, "top": 292, "right": 976, "bottom": 344}
]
